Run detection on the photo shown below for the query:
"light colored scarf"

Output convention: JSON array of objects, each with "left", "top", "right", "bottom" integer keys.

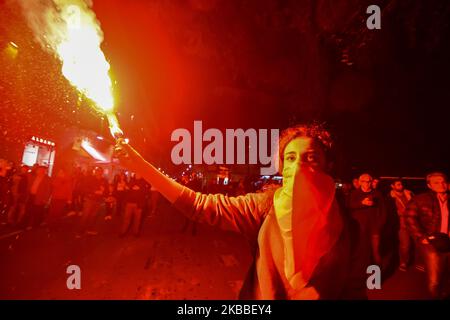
[{"left": 274, "top": 166, "right": 344, "bottom": 296}]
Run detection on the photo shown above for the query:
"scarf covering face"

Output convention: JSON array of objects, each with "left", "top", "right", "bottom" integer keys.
[{"left": 275, "top": 165, "right": 344, "bottom": 292}]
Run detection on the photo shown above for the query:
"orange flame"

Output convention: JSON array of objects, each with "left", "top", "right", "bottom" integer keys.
[
  {"left": 106, "top": 113, "right": 123, "bottom": 138},
  {"left": 38, "top": 1, "right": 122, "bottom": 138}
]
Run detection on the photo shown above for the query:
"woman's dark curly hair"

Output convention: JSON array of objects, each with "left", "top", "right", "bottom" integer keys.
[{"left": 278, "top": 123, "right": 333, "bottom": 173}]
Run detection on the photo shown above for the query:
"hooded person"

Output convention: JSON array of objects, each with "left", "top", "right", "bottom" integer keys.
[{"left": 114, "top": 124, "right": 363, "bottom": 299}]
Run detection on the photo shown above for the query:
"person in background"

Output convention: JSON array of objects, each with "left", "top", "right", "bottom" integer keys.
[
  {"left": 47, "top": 168, "right": 72, "bottom": 232},
  {"left": 76, "top": 167, "right": 108, "bottom": 237},
  {"left": 120, "top": 173, "right": 148, "bottom": 237},
  {"left": 7, "top": 165, "right": 29, "bottom": 226},
  {"left": 389, "top": 179, "right": 413, "bottom": 271},
  {"left": 114, "top": 172, "right": 128, "bottom": 217},
  {"left": 347, "top": 173, "right": 385, "bottom": 269},
  {"left": 26, "top": 166, "right": 51, "bottom": 229},
  {"left": 406, "top": 172, "right": 450, "bottom": 299},
  {"left": 352, "top": 177, "right": 360, "bottom": 190},
  {"left": 115, "top": 124, "right": 363, "bottom": 299},
  {"left": 104, "top": 183, "right": 117, "bottom": 221}
]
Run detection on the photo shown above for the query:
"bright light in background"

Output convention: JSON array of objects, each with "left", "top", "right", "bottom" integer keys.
[{"left": 81, "top": 140, "right": 107, "bottom": 162}]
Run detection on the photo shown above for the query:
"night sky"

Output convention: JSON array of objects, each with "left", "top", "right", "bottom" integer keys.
[{"left": 1, "top": 0, "right": 450, "bottom": 179}]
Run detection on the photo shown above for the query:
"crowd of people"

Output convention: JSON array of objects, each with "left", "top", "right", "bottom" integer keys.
[
  {"left": 335, "top": 172, "right": 450, "bottom": 299},
  {"left": 173, "top": 169, "right": 450, "bottom": 299},
  {"left": 0, "top": 159, "right": 160, "bottom": 238},
  {"left": 0, "top": 159, "right": 269, "bottom": 239},
  {"left": 1, "top": 153, "right": 449, "bottom": 299}
]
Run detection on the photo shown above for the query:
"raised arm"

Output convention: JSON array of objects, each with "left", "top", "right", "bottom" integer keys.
[
  {"left": 115, "top": 139, "right": 184, "bottom": 203},
  {"left": 115, "top": 139, "right": 270, "bottom": 237},
  {"left": 174, "top": 186, "right": 271, "bottom": 236}
]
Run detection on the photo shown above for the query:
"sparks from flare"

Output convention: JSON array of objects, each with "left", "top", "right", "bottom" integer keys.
[{"left": 52, "top": 1, "right": 122, "bottom": 138}]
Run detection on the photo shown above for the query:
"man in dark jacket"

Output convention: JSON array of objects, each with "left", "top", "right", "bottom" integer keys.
[
  {"left": 406, "top": 172, "right": 450, "bottom": 299},
  {"left": 347, "top": 173, "right": 385, "bottom": 272},
  {"left": 0, "top": 159, "right": 13, "bottom": 219}
]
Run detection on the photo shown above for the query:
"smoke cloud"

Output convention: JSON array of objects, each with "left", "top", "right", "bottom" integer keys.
[{"left": 15, "top": 0, "right": 103, "bottom": 55}]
